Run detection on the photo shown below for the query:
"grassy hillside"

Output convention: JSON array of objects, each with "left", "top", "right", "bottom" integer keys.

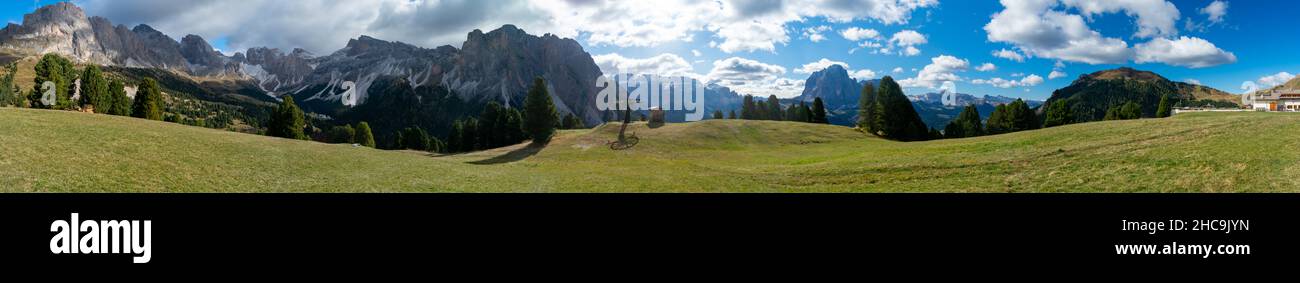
[{"left": 2, "top": 108, "right": 1296, "bottom": 192}]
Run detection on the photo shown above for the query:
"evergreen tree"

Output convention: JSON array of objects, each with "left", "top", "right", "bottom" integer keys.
[
  {"left": 522, "top": 77, "right": 558, "bottom": 143},
  {"left": 79, "top": 65, "right": 110, "bottom": 113},
  {"left": 1155, "top": 94, "right": 1172, "bottom": 118},
  {"left": 785, "top": 104, "right": 797, "bottom": 121},
  {"left": 107, "top": 80, "right": 131, "bottom": 116},
  {"left": 1119, "top": 101, "right": 1142, "bottom": 119},
  {"left": 857, "top": 82, "right": 877, "bottom": 130},
  {"left": 1043, "top": 100, "right": 1073, "bottom": 128},
  {"left": 504, "top": 108, "right": 524, "bottom": 145},
  {"left": 800, "top": 102, "right": 813, "bottom": 123},
  {"left": 712, "top": 110, "right": 724, "bottom": 119},
  {"left": 1008, "top": 99, "right": 1037, "bottom": 131},
  {"left": 402, "top": 127, "right": 432, "bottom": 151},
  {"left": 448, "top": 120, "right": 465, "bottom": 152},
  {"left": 728, "top": 109, "right": 737, "bottom": 119},
  {"left": 741, "top": 95, "right": 756, "bottom": 120},
  {"left": 266, "top": 94, "right": 306, "bottom": 139},
  {"left": 874, "top": 76, "right": 930, "bottom": 141},
  {"left": 754, "top": 100, "right": 768, "bottom": 120},
  {"left": 0, "top": 63, "right": 17, "bottom": 107},
  {"left": 766, "top": 95, "right": 783, "bottom": 121},
  {"left": 131, "top": 78, "right": 165, "bottom": 120},
  {"left": 32, "top": 53, "right": 76, "bottom": 109},
  {"left": 462, "top": 118, "right": 480, "bottom": 151},
  {"left": 945, "top": 104, "right": 985, "bottom": 138},
  {"left": 986, "top": 104, "right": 1010, "bottom": 135},
  {"left": 480, "top": 102, "right": 503, "bottom": 147},
  {"left": 811, "top": 97, "right": 828, "bottom": 124},
  {"left": 355, "top": 122, "right": 376, "bottom": 148},
  {"left": 329, "top": 124, "right": 356, "bottom": 143}
]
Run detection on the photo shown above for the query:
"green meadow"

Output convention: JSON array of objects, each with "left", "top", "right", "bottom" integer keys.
[{"left": 1, "top": 108, "right": 1295, "bottom": 192}]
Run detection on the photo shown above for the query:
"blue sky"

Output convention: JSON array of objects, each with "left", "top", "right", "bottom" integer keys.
[{"left": 5, "top": 0, "right": 1300, "bottom": 100}]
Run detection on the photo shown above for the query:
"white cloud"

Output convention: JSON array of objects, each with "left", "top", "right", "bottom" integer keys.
[
  {"left": 972, "top": 74, "right": 1044, "bottom": 88},
  {"left": 1185, "top": 79, "right": 1202, "bottom": 85},
  {"left": 1048, "top": 70, "right": 1068, "bottom": 79},
  {"left": 1256, "top": 72, "right": 1296, "bottom": 88},
  {"left": 992, "top": 49, "right": 1025, "bottom": 62},
  {"left": 692, "top": 49, "right": 702, "bottom": 57},
  {"left": 889, "top": 30, "right": 927, "bottom": 46},
  {"left": 898, "top": 55, "right": 969, "bottom": 89},
  {"left": 592, "top": 53, "right": 698, "bottom": 79},
  {"left": 80, "top": 0, "right": 939, "bottom": 55},
  {"left": 1134, "top": 36, "right": 1237, "bottom": 68},
  {"left": 975, "top": 63, "right": 997, "bottom": 72},
  {"left": 706, "top": 57, "right": 803, "bottom": 98},
  {"left": 892, "top": 67, "right": 904, "bottom": 74},
  {"left": 985, "top": 0, "right": 1236, "bottom": 68},
  {"left": 901, "top": 46, "right": 921, "bottom": 56},
  {"left": 802, "top": 25, "right": 832, "bottom": 42},
  {"left": 1059, "top": 0, "right": 1180, "bottom": 38},
  {"left": 840, "top": 27, "right": 881, "bottom": 41},
  {"left": 851, "top": 69, "right": 878, "bottom": 81},
  {"left": 1201, "top": 1, "right": 1229, "bottom": 23},
  {"left": 794, "top": 58, "right": 877, "bottom": 81},
  {"left": 795, "top": 58, "right": 851, "bottom": 74},
  {"left": 985, "top": 0, "right": 1133, "bottom": 65}
]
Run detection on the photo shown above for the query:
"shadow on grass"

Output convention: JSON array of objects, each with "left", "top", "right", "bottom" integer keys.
[{"left": 466, "top": 142, "right": 547, "bottom": 165}]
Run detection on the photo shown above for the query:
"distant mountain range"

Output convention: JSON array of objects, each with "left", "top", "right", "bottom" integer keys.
[
  {"left": 3, "top": 2, "right": 1229, "bottom": 135},
  {"left": 0, "top": 3, "right": 606, "bottom": 125}
]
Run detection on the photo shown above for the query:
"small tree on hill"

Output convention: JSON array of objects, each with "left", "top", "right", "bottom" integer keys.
[
  {"left": 811, "top": 97, "right": 828, "bottom": 124},
  {"left": 131, "top": 78, "right": 164, "bottom": 120},
  {"left": 266, "top": 94, "right": 306, "bottom": 139},
  {"left": 1156, "top": 94, "right": 1172, "bottom": 118},
  {"left": 1043, "top": 100, "right": 1073, "bottom": 128},
  {"left": 107, "top": 80, "right": 131, "bottom": 116},
  {"left": 945, "top": 104, "right": 985, "bottom": 138},
  {"left": 79, "top": 65, "right": 110, "bottom": 113},
  {"left": 355, "top": 122, "right": 376, "bottom": 147},
  {"left": 523, "top": 77, "right": 558, "bottom": 143},
  {"left": 857, "top": 82, "right": 877, "bottom": 131}
]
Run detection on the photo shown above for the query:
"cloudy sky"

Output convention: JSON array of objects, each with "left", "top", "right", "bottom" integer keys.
[{"left": 4, "top": 0, "right": 1299, "bottom": 100}]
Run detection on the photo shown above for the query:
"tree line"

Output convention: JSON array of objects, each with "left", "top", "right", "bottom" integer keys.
[
  {"left": 710, "top": 94, "right": 828, "bottom": 124},
  {"left": 0, "top": 54, "right": 163, "bottom": 120}
]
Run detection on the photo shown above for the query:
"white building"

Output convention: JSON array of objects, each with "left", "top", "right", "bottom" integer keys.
[{"left": 1244, "top": 89, "right": 1300, "bottom": 111}]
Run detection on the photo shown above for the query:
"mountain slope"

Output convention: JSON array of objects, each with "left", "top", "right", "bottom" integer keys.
[
  {"left": 3, "top": 108, "right": 1293, "bottom": 192},
  {"left": 1044, "top": 67, "right": 1239, "bottom": 122}
]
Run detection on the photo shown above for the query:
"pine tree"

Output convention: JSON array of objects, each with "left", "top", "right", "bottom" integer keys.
[
  {"left": 448, "top": 120, "right": 465, "bottom": 152},
  {"left": 107, "top": 80, "right": 131, "bottom": 115},
  {"left": 32, "top": 53, "right": 76, "bottom": 109},
  {"left": 728, "top": 109, "right": 737, "bottom": 119},
  {"left": 329, "top": 124, "right": 356, "bottom": 143},
  {"left": 766, "top": 95, "right": 783, "bottom": 121},
  {"left": 463, "top": 118, "right": 480, "bottom": 150},
  {"left": 266, "top": 94, "right": 306, "bottom": 139},
  {"left": 1119, "top": 101, "right": 1142, "bottom": 119},
  {"left": 945, "top": 104, "right": 985, "bottom": 138},
  {"left": 1008, "top": 99, "right": 1037, "bottom": 131},
  {"left": 355, "top": 122, "right": 376, "bottom": 148},
  {"left": 0, "top": 62, "right": 17, "bottom": 107},
  {"left": 741, "top": 95, "right": 756, "bottom": 120},
  {"left": 131, "top": 78, "right": 164, "bottom": 120},
  {"left": 504, "top": 108, "right": 524, "bottom": 145},
  {"left": 402, "top": 127, "right": 432, "bottom": 151},
  {"left": 480, "top": 102, "right": 503, "bottom": 147},
  {"left": 986, "top": 104, "right": 1009, "bottom": 135},
  {"left": 523, "top": 77, "right": 558, "bottom": 143},
  {"left": 1155, "top": 94, "right": 1172, "bottom": 118},
  {"left": 857, "top": 82, "right": 877, "bottom": 130},
  {"left": 712, "top": 110, "right": 724, "bottom": 119},
  {"left": 79, "top": 65, "right": 110, "bottom": 113},
  {"left": 1043, "top": 100, "right": 1073, "bottom": 128},
  {"left": 801, "top": 102, "right": 813, "bottom": 122},
  {"left": 811, "top": 97, "right": 828, "bottom": 124},
  {"left": 874, "top": 76, "right": 930, "bottom": 140}
]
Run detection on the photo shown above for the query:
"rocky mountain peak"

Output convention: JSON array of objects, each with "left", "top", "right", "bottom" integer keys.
[
  {"left": 797, "top": 64, "right": 862, "bottom": 106},
  {"left": 1080, "top": 67, "right": 1167, "bottom": 83}
]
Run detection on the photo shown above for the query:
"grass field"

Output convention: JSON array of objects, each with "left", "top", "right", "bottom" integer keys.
[{"left": 1, "top": 107, "right": 1296, "bottom": 192}]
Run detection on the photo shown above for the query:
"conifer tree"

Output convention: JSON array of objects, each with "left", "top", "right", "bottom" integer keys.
[
  {"left": 354, "top": 122, "right": 376, "bottom": 148},
  {"left": 131, "top": 78, "right": 164, "bottom": 120},
  {"left": 811, "top": 97, "right": 828, "bottom": 124},
  {"left": 266, "top": 94, "right": 306, "bottom": 139},
  {"left": 857, "top": 82, "right": 877, "bottom": 130},
  {"left": 523, "top": 77, "right": 558, "bottom": 143},
  {"left": 107, "top": 80, "right": 131, "bottom": 116},
  {"left": 1156, "top": 94, "right": 1172, "bottom": 118},
  {"left": 79, "top": 65, "right": 110, "bottom": 112}
]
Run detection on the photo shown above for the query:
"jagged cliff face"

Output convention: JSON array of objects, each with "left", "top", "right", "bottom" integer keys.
[
  {"left": 0, "top": 2, "right": 236, "bottom": 76},
  {"left": 1, "top": 3, "right": 610, "bottom": 125},
  {"left": 795, "top": 64, "right": 863, "bottom": 107}
]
